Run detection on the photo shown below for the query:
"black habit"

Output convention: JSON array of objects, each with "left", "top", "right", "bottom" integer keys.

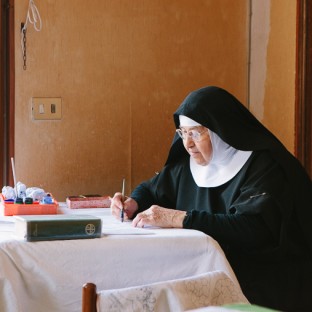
[{"left": 131, "top": 86, "right": 312, "bottom": 311}]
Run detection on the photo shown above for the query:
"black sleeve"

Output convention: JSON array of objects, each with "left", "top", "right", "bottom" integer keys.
[
  {"left": 131, "top": 163, "right": 183, "bottom": 215},
  {"left": 183, "top": 210, "right": 275, "bottom": 251},
  {"left": 130, "top": 182, "right": 156, "bottom": 214}
]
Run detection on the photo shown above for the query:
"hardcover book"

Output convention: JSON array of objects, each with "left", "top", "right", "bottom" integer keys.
[
  {"left": 14, "top": 214, "right": 102, "bottom": 241},
  {"left": 66, "top": 195, "right": 111, "bottom": 209}
]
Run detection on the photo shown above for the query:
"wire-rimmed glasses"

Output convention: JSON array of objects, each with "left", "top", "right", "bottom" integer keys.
[{"left": 176, "top": 127, "right": 208, "bottom": 142}]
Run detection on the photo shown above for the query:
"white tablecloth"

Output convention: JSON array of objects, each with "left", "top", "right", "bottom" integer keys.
[
  {"left": 97, "top": 270, "right": 248, "bottom": 312},
  {"left": 0, "top": 204, "right": 247, "bottom": 312}
]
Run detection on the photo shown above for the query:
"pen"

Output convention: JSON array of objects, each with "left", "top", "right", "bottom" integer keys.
[{"left": 121, "top": 178, "right": 125, "bottom": 222}]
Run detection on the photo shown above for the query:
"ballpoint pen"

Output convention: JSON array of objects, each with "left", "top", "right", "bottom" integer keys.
[{"left": 121, "top": 178, "right": 125, "bottom": 222}]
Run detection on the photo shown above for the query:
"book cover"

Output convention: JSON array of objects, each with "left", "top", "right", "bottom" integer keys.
[
  {"left": 14, "top": 214, "right": 102, "bottom": 241},
  {"left": 66, "top": 195, "right": 111, "bottom": 209}
]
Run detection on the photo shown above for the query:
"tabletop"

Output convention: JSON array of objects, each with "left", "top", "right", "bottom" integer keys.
[{"left": 0, "top": 204, "right": 246, "bottom": 312}]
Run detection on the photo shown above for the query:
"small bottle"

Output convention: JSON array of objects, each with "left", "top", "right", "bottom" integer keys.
[
  {"left": 42, "top": 194, "right": 53, "bottom": 204},
  {"left": 14, "top": 197, "right": 23, "bottom": 204},
  {"left": 24, "top": 197, "right": 33, "bottom": 204}
]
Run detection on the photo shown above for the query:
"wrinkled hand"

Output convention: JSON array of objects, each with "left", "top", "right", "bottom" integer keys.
[
  {"left": 132, "top": 205, "right": 186, "bottom": 228},
  {"left": 110, "top": 192, "right": 138, "bottom": 221}
]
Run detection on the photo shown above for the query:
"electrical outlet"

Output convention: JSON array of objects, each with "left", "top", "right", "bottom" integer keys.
[{"left": 32, "top": 97, "right": 62, "bottom": 120}]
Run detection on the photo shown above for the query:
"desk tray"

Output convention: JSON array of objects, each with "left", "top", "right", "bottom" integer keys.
[{"left": 0, "top": 193, "right": 58, "bottom": 216}]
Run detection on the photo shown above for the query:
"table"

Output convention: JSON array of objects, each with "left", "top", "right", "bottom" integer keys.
[{"left": 0, "top": 204, "right": 247, "bottom": 312}]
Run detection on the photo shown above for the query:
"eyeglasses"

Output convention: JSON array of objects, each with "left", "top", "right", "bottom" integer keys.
[{"left": 176, "top": 127, "right": 208, "bottom": 142}]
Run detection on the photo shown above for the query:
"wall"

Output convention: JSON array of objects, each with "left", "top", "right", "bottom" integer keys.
[
  {"left": 14, "top": 0, "right": 249, "bottom": 200},
  {"left": 13, "top": 1, "right": 297, "bottom": 201},
  {"left": 263, "top": 0, "right": 296, "bottom": 151},
  {"left": 249, "top": 0, "right": 296, "bottom": 152}
]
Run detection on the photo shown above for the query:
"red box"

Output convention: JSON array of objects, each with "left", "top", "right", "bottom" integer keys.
[
  {"left": 0, "top": 193, "right": 58, "bottom": 216},
  {"left": 66, "top": 196, "right": 111, "bottom": 209}
]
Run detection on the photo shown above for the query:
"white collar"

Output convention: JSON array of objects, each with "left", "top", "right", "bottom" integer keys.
[{"left": 190, "top": 130, "right": 252, "bottom": 187}]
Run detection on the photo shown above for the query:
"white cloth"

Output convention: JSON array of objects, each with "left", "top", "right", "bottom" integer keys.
[
  {"left": 190, "top": 130, "right": 252, "bottom": 187},
  {"left": 0, "top": 206, "right": 246, "bottom": 312},
  {"left": 179, "top": 115, "right": 202, "bottom": 127},
  {"left": 97, "top": 270, "right": 248, "bottom": 312},
  {"left": 179, "top": 115, "right": 252, "bottom": 187}
]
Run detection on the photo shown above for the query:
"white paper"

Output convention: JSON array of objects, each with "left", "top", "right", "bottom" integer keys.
[{"left": 101, "top": 218, "right": 155, "bottom": 235}]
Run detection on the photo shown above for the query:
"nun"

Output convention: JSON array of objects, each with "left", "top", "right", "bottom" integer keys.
[{"left": 111, "top": 86, "right": 312, "bottom": 311}]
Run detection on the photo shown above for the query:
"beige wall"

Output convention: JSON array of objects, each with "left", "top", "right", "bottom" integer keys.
[
  {"left": 14, "top": 0, "right": 296, "bottom": 201},
  {"left": 249, "top": 0, "right": 296, "bottom": 151}
]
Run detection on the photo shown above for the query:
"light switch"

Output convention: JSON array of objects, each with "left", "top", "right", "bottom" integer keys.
[
  {"left": 39, "top": 103, "right": 44, "bottom": 114},
  {"left": 32, "top": 97, "right": 62, "bottom": 120}
]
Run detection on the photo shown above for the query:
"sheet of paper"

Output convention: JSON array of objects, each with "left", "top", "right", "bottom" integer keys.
[{"left": 101, "top": 218, "right": 156, "bottom": 235}]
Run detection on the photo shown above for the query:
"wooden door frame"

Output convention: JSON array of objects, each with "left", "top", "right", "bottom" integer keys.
[
  {"left": 0, "top": 0, "right": 14, "bottom": 187},
  {"left": 296, "top": 0, "right": 312, "bottom": 178}
]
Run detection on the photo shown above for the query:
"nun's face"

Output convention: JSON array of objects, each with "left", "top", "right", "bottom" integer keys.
[{"left": 180, "top": 126, "right": 212, "bottom": 166}]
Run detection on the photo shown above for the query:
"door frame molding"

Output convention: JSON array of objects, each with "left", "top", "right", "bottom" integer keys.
[
  {"left": 296, "top": 0, "right": 312, "bottom": 178},
  {"left": 0, "top": 0, "right": 14, "bottom": 186}
]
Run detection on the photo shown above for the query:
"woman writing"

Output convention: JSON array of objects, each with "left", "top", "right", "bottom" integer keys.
[{"left": 111, "top": 86, "right": 312, "bottom": 311}]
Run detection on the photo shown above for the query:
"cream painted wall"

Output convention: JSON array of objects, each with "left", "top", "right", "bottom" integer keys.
[
  {"left": 249, "top": 0, "right": 296, "bottom": 152},
  {"left": 262, "top": 0, "right": 296, "bottom": 152},
  {"left": 13, "top": 0, "right": 296, "bottom": 201},
  {"left": 14, "top": 0, "right": 248, "bottom": 200}
]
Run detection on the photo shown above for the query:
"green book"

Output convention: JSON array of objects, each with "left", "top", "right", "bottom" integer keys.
[{"left": 14, "top": 215, "right": 102, "bottom": 241}]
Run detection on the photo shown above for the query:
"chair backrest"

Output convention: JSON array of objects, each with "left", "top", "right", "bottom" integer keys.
[{"left": 82, "top": 283, "right": 97, "bottom": 312}]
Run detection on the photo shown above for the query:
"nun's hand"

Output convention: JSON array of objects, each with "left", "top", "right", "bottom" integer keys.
[
  {"left": 132, "top": 205, "right": 186, "bottom": 228},
  {"left": 110, "top": 192, "right": 138, "bottom": 221}
]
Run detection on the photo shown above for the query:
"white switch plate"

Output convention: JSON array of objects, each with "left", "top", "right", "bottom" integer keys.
[{"left": 32, "top": 97, "right": 62, "bottom": 120}]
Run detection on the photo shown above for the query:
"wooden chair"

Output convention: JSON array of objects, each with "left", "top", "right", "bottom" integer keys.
[{"left": 82, "top": 283, "right": 97, "bottom": 312}]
